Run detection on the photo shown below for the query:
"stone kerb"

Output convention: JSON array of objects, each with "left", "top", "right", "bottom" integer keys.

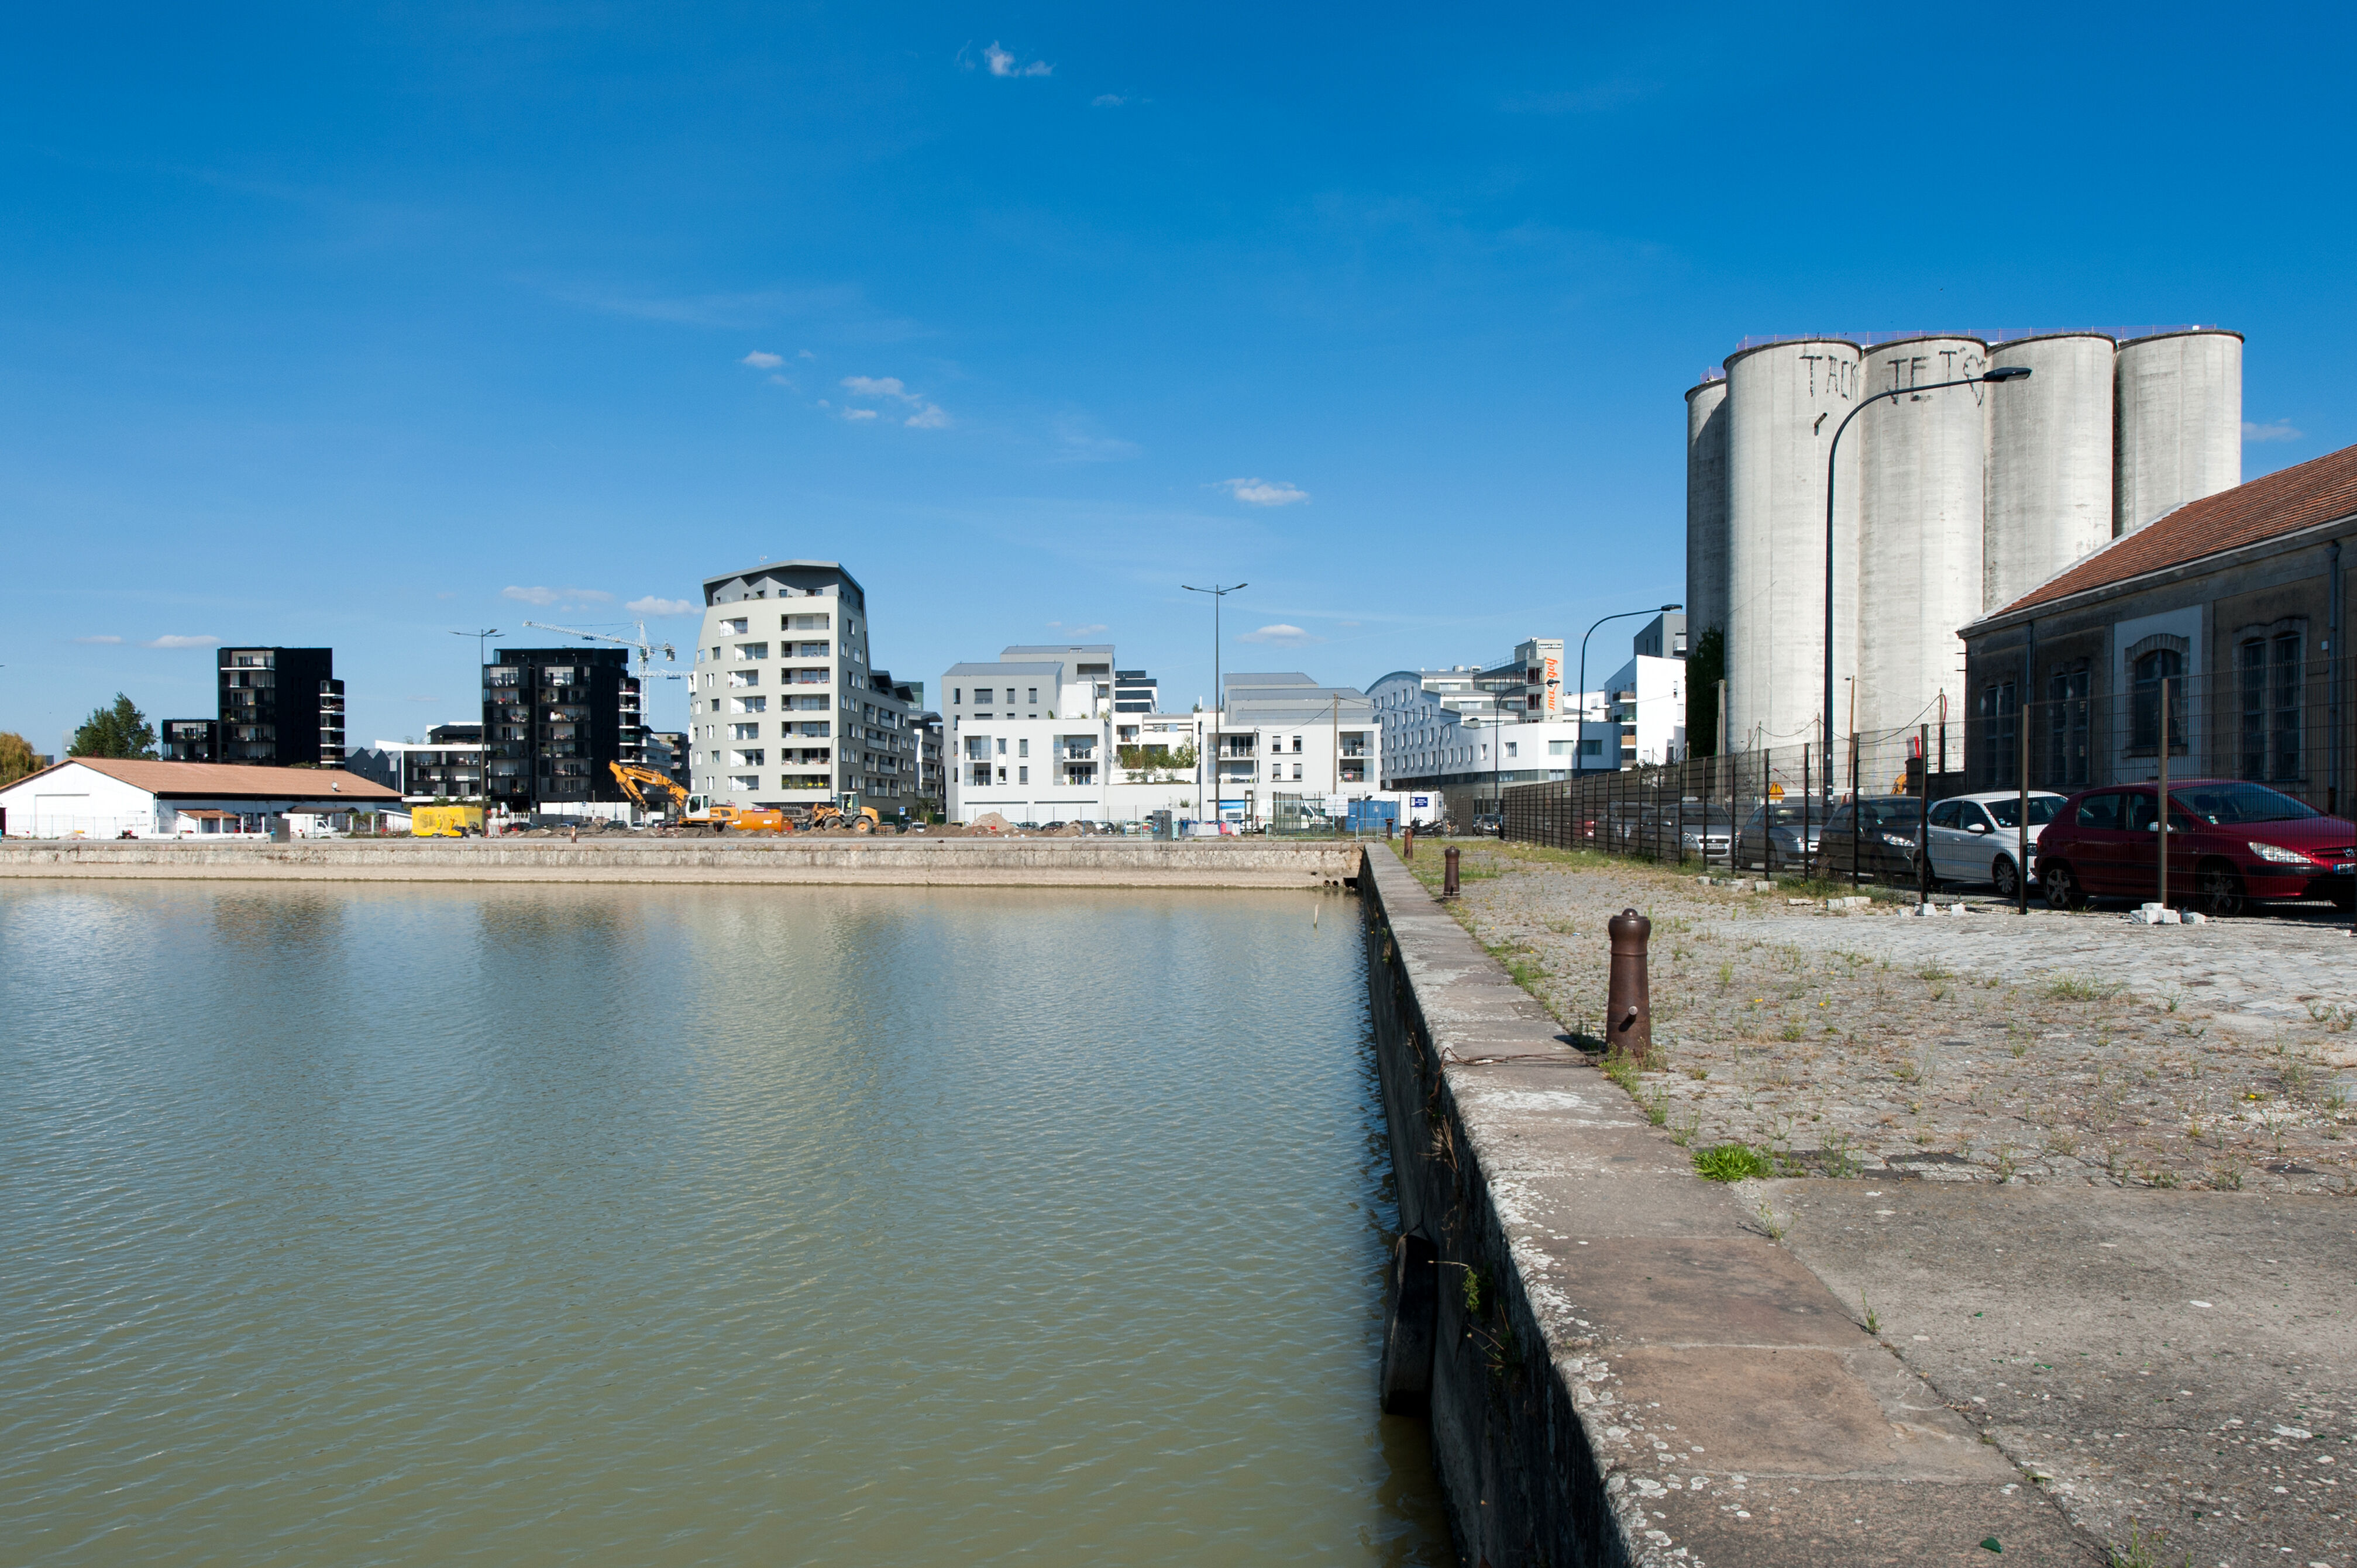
[{"left": 1356, "top": 846, "right": 2086, "bottom": 1565}]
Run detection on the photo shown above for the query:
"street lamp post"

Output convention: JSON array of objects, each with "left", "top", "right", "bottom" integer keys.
[
  {"left": 1182, "top": 582, "right": 1245, "bottom": 831},
  {"left": 1820, "top": 367, "right": 2029, "bottom": 798},
  {"left": 1576, "top": 605, "right": 1681, "bottom": 775}
]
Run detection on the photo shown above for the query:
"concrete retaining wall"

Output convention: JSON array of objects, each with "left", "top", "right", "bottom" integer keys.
[
  {"left": 1357, "top": 847, "right": 2077, "bottom": 1566},
  {"left": 0, "top": 838, "right": 1362, "bottom": 888}
]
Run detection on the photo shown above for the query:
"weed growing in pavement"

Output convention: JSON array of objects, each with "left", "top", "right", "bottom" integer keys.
[
  {"left": 1993, "top": 1143, "right": 2017, "bottom": 1182},
  {"left": 1819, "top": 1131, "right": 1860, "bottom": 1178},
  {"left": 1641, "top": 1089, "right": 1669, "bottom": 1127},
  {"left": 1716, "top": 960, "right": 1734, "bottom": 990},
  {"left": 1684, "top": 1065, "right": 1709, "bottom": 1080},
  {"left": 1778, "top": 1022, "right": 1805, "bottom": 1042},
  {"left": 2105, "top": 1519, "right": 2187, "bottom": 1568},
  {"left": 1860, "top": 1293, "right": 1880, "bottom": 1336},
  {"left": 2047, "top": 974, "right": 2127, "bottom": 1002},
  {"left": 2279, "top": 1059, "right": 2315, "bottom": 1100},
  {"left": 1692, "top": 1143, "right": 1771, "bottom": 1182},
  {"left": 1753, "top": 1198, "right": 1790, "bottom": 1241},
  {"left": 2148, "top": 1164, "right": 2181, "bottom": 1188},
  {"left": 2211, "top": 1157, "right": 2245, "bottom": 1191},
  {"left": 1670, "top": 1108, "right": 1703, "bottom": 1147}
]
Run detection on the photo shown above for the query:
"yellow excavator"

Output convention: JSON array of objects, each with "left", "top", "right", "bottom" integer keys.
[{"left": 609, "top": 763, "right": 693, "bottom": 823}]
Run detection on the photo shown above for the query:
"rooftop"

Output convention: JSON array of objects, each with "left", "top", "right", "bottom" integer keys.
[
  {"left": 5, "top": 758, "right": 402, "bottom": 802},
  {"left": 1988, "top": 440, "right": 2357, "bottom": 621}
]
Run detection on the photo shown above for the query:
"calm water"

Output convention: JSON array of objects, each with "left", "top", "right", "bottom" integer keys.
[{"left": 0, "top": 884, "right": 1446, "bottom": 1566}]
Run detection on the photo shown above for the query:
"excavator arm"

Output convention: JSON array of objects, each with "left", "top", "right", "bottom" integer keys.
[{"left": 608, "top": 762, "right": 689, "bottom": 816}]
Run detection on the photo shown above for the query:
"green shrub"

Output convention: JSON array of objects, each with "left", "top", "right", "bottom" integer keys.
[{"left": 1692, "top": 1143, "right": 1771, "bottom": 1182}]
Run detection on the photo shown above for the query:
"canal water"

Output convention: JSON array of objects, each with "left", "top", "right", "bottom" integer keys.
[{"left": 0, "top": 884, "right": 1448, "bottom": 1566}]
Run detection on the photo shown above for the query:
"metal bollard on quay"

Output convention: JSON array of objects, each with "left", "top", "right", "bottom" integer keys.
[
  {"left": 1442, "top": 846, "right": 1460, "bottom": 900},
  {"left": 1402, "top": 823, "right": 1415, "bottom": 861},
  {"left": 1606, "top": 908, "right": 1652, "bottom": 1063}
]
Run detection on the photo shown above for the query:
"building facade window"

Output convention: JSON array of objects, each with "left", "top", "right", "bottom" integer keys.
[
  {"left": 2128, "top": 646, "right": 2188, "bottom": 755},
  {"left": 1978, "top": 680, "right": 2018, "bottom": 788},
  {"left": 2044, "top": 661, "right": 2091, "bottom": 787},
  {"left": 2237, "top": 625, "right": 2305, "bottom": 781}
]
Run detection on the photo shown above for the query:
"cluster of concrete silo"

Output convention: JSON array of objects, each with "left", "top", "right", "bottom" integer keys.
[{"left": 1685, "top": 329, "right": 2242, "bottom": 753}]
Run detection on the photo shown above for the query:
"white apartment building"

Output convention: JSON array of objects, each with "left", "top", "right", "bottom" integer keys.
[
  {"left": 1206, "top": 673, "right": 1381, "bottom": 829},
  {"left": 942, "top": 645, "right": 1115, "bottom": 823},
  {"left": 687, "top": 560, "right": 921, "bottom": 812}
]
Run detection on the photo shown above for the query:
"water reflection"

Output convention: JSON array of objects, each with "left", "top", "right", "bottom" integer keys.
[{"left": 0, "top": 883, "right": 1448, "bottom": 1566}]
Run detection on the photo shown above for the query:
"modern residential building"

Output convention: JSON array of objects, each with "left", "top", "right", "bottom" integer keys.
[
  {"left": 1113, "top": 668, "right": 1159, "bottom": 714},
  {"left": 1207, "top": 673, "right": 1382, "bottom": 828},
  {"left": 941, "top": 645, "right": 1114, "bottom": 823},
  {"left": 159, "top": 718, "right": 218, "bottom": 762},
  {"left": 847, "top": 668, "right": 923, "bottom": 812},
  {"left": 177, "top": 647, "right": 345, "bottom": 767},
  {"left": 345, "top": 722, "right": 489, "bottom": 803},
  {"left": 0, "top": 757, "right": 398, "bottom": 839},
  {"left": 482, "top": 646, "right": 645, "bottom": 817},
  {"left": 911, "top": 711, "right": 945, "bottom": 818},
  {"left": 686, "top": 560, "right": 873, "bottom": 811},
  {"left": 645, "top": 730, "right": 691, "bottom": 794}
]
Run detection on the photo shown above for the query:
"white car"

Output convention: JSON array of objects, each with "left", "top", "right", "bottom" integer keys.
[{"left": 1924, "top": 791, "right": 2068, "bottom": 898}]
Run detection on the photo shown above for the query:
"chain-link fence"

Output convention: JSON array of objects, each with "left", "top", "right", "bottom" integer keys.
[{"left": 1503, "top": 655, "right": 2355, "bottom": 899}]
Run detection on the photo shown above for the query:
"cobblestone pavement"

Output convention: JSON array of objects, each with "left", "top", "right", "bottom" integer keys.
[{"left": 1404, "top": 838, "right": 2357, "bottom": 1194}]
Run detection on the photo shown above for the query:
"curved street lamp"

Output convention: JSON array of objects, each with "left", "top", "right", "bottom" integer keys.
[
  {"left": 1821, "top": 366, "right": 2030, "bottom": 790},
  {"left": 1576, "top": 605, "right": 1681, "bottom": 775}
]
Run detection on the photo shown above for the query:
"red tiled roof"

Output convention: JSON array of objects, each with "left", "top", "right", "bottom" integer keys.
[
  {"left": 6, "top": 758, "right": 402, "bottom": 801},
  {"left": 2000, "top": 442, "right": 2357, "bottom": 616}
]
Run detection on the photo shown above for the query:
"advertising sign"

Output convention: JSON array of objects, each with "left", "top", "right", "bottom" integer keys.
[{"left": 1542, "top": 656, "right": 1562, "bottom": 715}]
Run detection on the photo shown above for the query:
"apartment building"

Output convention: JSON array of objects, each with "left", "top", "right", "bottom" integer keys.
[
  {"left": 1207, "top": 673, "right": 1381, "bottom": 828},
  {"left": 481, "top": 646, "right": 645, "bottom": 815},
  {"left": 941, "top": 644, "right": 1113, "bottom": 823},
  {"left": 162, "top": 647, "right": 345, "bottom": 769},
  {"left": 345, "top": 722, "right": 488, "bottom": 803},
  {"left": 686, "top": 560, "right": 873, "bottom": 811}
]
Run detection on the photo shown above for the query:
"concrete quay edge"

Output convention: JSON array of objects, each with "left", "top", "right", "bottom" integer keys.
[
  {"left": 0, "top": 838, "right": 1362, "bottom": 889},
  {"left": 1357, "top": 846, "right": 2091, "bottom": 1566}
]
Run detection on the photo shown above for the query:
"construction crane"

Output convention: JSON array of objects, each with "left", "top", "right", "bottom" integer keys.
[{"left": 522, "top": 620, "right": 680, "bottom": 677}]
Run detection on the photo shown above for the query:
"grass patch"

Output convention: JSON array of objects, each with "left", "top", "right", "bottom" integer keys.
[
  {"left": 2046, "top": 973, "right": 2127, "bottom": 1002},
  {"left": 1692, "top": 1142, "right": 1772, "bottom": 1182}
]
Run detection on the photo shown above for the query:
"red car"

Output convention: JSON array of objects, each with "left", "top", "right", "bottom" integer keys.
[{"left": 2035, "top": 778, "right": 2356, "bottom": 916}]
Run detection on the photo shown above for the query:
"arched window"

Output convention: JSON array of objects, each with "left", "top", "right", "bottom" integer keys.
[{"left": 2128, "top": 645, "right": 2187, "bottom": 755}]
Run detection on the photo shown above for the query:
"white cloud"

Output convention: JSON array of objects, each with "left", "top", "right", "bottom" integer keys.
[
  {"left": 982, "top": 41, "right": 1051, "bottom": 77},
  {"left": 626, "top": 596, "right": 696, "bottom": 616},
  {"left": 2244, "top": 419, "right": 2304, "bottom": 443},
  {"left": 741, "top": 350, "right": 783, "bottom": 369},
  {"left": 768, "top": 374, "right": 794, "bottom": 387},
  {"left": 798, "top": 348, "right": 816, "bottom": 360},
  {"left": 502, "top": 585, "right": 614, "bottom": 607},
  {"left": 1218, "top": 477, "right": 1311, "bottom": 507},
  {"left": 1048, "top": 621, "right": 1109, "bottom": 635},
  {"left": 1239, "top": 623, "right": 1320, "bottom": 646},
  {"left": 904, "top": 403, "right": 952, "bottom": 429},
  {"left": 844, "top": 407, "right": 879, "bottom": 421},
  {"left": 842, "top": 374, "right": 914, "bottom": 401},
  {"left": 144, "top": 635, "right": 219, "bottom": 649},
  {"left": 1092, "top": 94, "right": 1127, "bottom": 108},
  {"left": 73, "top": 635, "right": 123, "bottom": 645}
]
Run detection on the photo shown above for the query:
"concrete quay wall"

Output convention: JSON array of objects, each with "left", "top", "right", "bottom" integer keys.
[
  {"left": 0, "top": 838, "right": 1362, "bottom": 888},
  {"left": 1357, "top": 847, "right": 2086, "bottom": 1566}
]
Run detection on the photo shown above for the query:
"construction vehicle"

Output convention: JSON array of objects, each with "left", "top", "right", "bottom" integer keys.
[
  {"left": 809, "top": 804, "right": 881, "bottom": 833},
  {"left": 411, "top": 804, "right": 484, "bottom": 838},
  {"left": 609, "top": 763, "right": 689, "bottom": 821},
  {"left": 673, "top": 795, "right": 792, "bottom": 834}
]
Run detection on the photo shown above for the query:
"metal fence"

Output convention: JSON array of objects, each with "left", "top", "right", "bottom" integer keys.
[{"left": 1503, "top": 656, "right": 2355, "bottom": 894}]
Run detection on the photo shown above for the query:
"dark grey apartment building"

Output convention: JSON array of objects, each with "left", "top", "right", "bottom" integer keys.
[
  {"left": 483, "top": 646, "right": 646, "bottom": 813},
  {"left": 161, "top": 647, "right": 343, "bottom": 767}
]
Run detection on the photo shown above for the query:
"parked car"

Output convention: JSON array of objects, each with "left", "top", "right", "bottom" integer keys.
[
  {"left": 1734, "top": 802, "right": 1828, "bottom": 872},
  {"left": 2033, "top": 779, "right": 2356, "bottom": 916},
  {"left": 1674, "top": 806, "right": 1735, "bottom": 861},
  {"left": 1473, "top": 812, "right": 1503, "bottom": 837},
  {"left": 1924, "top": 791, "right": 2068, "bottom": 897},
  {"left": 1815, "top": 795, "right": 1924, "bottom": 883}
]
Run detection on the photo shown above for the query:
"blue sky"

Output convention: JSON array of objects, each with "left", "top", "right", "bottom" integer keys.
[{"left": 5, "top": 4, "right": 2351, "bottom": 752}]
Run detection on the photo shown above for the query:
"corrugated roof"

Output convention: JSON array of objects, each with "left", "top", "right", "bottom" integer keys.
[
  {"left": 2000, "top": 442, "right": 2357, "bottom": 616},
  {"left": 6, "top": 758, "right": 402, "bottom": 801}
]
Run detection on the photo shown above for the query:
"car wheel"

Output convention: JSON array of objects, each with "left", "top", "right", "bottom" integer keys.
[
  {"left": 2044, "top": 860, "right": 2086, "bottom": 911},
  {"left": 2195, "top": 860, "right": 2245, "bottom": 919},
  {"left": 1992, "top": 854, "right": 2020, "bottom": 900}
]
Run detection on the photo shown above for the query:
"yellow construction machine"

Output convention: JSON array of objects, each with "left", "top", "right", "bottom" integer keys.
[
  {"left": 411, "top": 804, "right": 484, "bottom": 838},
  {"left": 809, "top": 804, "right": 881, "bottom": 833},
  {"left": 610, "top": 763, "right": 693, "bottom": 822}
]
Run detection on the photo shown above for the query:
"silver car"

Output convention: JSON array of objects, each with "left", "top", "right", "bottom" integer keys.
[{"left": 1925, "top": 791, "right": 2067, "bottom": 898}]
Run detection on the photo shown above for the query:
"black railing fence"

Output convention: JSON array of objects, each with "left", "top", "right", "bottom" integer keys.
[{"left": 1503, "top": 657, "right": 2353, "bottom": 889}]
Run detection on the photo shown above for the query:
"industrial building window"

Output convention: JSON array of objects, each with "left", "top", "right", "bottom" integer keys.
[
  {"left": 1017, "top": 738, "right": 1029, "bottom": 758},
  {"left": 2043, "top": 663, "right": 2091, "bottom": 787},
  {"left": 1018, "top": 766, "right": 1030, "bottom": 784},
  {"left": 1977, "top": 681, "right": 2017, "bottom": 788},
  {"left": 2128, "top": 647, "right": 2188, "bottom": 754},
  {"left": 1027, "top": 688, "right": 1038, "bottom": 704},
  {"left": 2238, "top": 628, "right": 2306, "bottom": 781}
]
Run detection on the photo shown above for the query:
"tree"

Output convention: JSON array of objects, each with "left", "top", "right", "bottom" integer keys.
[
  {"left": 0, "top": 731, "right": 37, "bottom": 784},
  {"left": 1685, "top": 626, "right": 1724, "bottom": 757},
  {"left": 70, "top": 694, "right": 157, "bottom": 760}
]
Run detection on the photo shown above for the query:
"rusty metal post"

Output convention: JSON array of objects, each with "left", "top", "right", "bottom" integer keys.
[
  {"left": 1606, "top": 907, "right": 1653, "bottom": 1062},
  {"left": 1402, "top": 823, "right": 1415, "bottom": 860},
  {"left": 1443, "top": 845, "right": 1461, "bottom": 899}
]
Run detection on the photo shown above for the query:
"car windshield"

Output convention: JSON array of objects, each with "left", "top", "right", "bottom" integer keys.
[
  {"left": 1758, "top": 805, "right": 1811, "bottom": 826},
  {"left": 1984, "top": 795, "right": 2064, "bottom": 829},
  {"left": 2170, "top": 781, "right": 2323, "bottom": 825},
  {"left": 1856, "top": 798, "right": 1921, "bottom": 830}
]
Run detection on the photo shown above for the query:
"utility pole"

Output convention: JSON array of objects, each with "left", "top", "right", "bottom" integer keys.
[{"left": 1182, "top": 581, "right": 1245, "bottom": 831}]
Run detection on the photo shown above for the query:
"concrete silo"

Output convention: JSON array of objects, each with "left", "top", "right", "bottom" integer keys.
[
  {"left": 1684, "top": 377, "right": 1730, "bottom": 649},
  {"left": 1854, "top": 336, "right": 1989, "bottom": 750},
  {"left": 1723, "top": 339, "right": 1861, "bottom": 755},
  {"left": 1984, "top": 333, "right": 2115, "bottom": 612},
  {"left": 2115, "top": 329, "right": 2242, "bottom": 535}
]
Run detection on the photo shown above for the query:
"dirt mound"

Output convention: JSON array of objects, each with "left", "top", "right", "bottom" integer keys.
[{"left": 969, "top": 812, "right": 1013, "bottom": 834}]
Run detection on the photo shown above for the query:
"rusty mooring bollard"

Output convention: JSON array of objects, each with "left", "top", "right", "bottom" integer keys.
[
  {"left": 1442, "top": 845, "right": 1460, "bottom": 899},
  {"left": 1607, "top": 907, "right": 1652, "bottom": 1062},
  {"left": 1402, "top": 823, "right": 1415, "bottom": 860}
]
